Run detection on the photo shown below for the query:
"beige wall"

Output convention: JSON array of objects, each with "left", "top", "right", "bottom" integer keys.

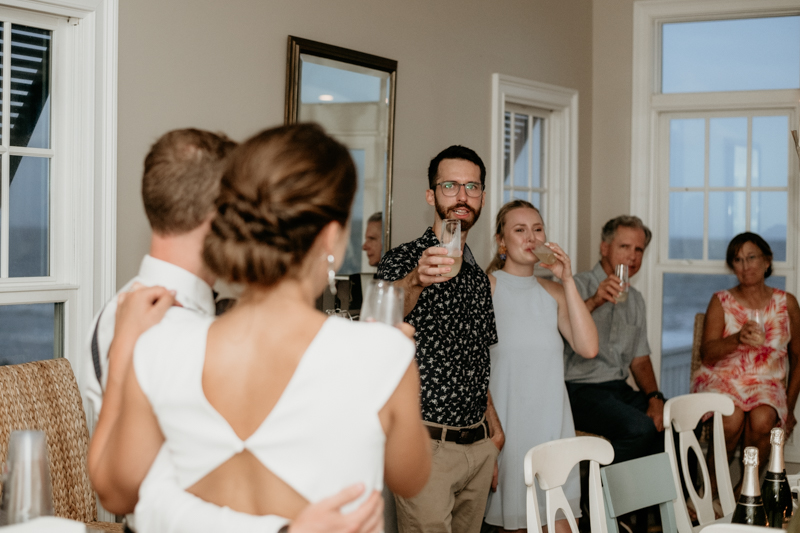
[
  {"left": 117, "top": 0, "right": 593, "bottom": 286},
  {"left": 589, "top": 0, "right": 637, "bottom": 265}
]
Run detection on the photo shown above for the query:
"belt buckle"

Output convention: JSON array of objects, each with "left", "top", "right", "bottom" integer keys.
[{"left": 459, "top": 430, "right": 470, "bottom": 443}]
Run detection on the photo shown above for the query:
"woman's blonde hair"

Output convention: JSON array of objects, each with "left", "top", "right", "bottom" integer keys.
[
  {"left": 486, "top": 199, "right": 540, "bottom": 274},
  {"left": 203, "top": 123, "right": 356, "bottom": 287}
]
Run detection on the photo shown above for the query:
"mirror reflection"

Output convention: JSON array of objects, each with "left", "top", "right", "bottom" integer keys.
[{"left": 286, "top": 37, "right": 396, "bottom": 292}]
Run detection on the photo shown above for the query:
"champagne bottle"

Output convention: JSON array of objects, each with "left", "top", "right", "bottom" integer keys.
[
  {"left": 732, "top": 446, "right": 769, "bottom": 526},
  {"left": 762, "top": 427, "right": 793, "bottom": 528}
]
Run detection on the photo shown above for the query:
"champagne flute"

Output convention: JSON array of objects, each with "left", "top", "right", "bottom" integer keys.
[
  {"left": 0, "top": 430, "right": 54, "bottom": 525},
  {"left": 615, "top": 264, "right": 630, "bottom": 303},
  {"left": 360, "top": 280, "right": 404, "bottom": 326},
  {"left": 439, "top": 219, "right": 462, "bottom": 278}
]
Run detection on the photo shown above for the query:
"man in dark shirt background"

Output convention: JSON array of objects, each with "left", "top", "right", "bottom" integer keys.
[{"left": 377, "top": 145, "right": 503, "bottom": 533}]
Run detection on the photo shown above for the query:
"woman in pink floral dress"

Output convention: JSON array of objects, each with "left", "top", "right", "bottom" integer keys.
[{"left": 693, "top": 232, "right": 800, "bottom": 469}]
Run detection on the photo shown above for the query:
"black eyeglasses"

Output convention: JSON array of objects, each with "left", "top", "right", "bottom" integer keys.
[{"left": 434, "top": 181, "right": 483, "bottom": 198}]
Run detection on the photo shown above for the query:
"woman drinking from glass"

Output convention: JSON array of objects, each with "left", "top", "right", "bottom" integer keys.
[{"left": 484, "top": 200, "right": 598, "bottom": 533}]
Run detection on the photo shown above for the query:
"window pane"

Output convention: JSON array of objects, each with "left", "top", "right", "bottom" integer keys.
[
  {"left": 709, "top": 117, "right": 747, "bottom": 188},
  {"left": 512, "top": 189, "right": 528, "bottom": 202},
  {"left": 709, "top": 191, "right": 746, "bottom": 260},
  {"left": 661, "top": 273, "right": 738, "bottom": 398},
  {"left": 9, "top": 156, "right": 49, "bottom": 277},
  {"left": 503, "top": 188, "right": 510, "bottom": 203},
  {"left": 0, "top": 302, "right": 62, "bottom": 365},
  {"left": 531, "top": 117, "right": 542, "bottom": 188},
  {"left": 751, "top": 116, "right": 789, "bottom": 188},
  {"left": 669, "top": 119, "right": 705, "bottom": 188},
  {"left": 669, "top": 192, "right": 703, "bottom": 260},
  {"left": 513, "top": 114, "right": 529, "bottom": 188},
  {"left": 10, "top": 24, "right": 51, "bottom": 149},
  {"left": 531, "top": 192, "right": 541, "bottom": 215},
  {"left": 0, "top": 23, "right": 4, "bottom": 144},
  {"left": 751, "top": 191, "right": 787, "bottom": 262},
  {"left": 662, "top": 16, "right": 800, "bottom": 93}
]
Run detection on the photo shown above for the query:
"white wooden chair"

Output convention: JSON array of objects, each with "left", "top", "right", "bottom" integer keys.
[
  {"left": 524, "top": 436, "right": 615, "bottom": 533},
  {"left": 663, "top": 393, "right": 736, "bottom": 533}
]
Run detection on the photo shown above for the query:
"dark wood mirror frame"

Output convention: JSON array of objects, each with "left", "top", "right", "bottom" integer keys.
[{"left": 285, "top": 36, "right": 397, "bottom": 256}]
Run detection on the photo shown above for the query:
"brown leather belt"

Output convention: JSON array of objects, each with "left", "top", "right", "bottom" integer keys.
[{"left": 426, "top": 420, "right": 488, "bottom": 445}]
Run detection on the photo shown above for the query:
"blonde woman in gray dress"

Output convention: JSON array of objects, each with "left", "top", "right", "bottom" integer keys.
[{"left": 484, "top": 200, "right": 598, "bottom": 533}]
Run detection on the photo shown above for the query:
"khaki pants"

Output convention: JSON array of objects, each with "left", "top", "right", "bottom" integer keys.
[{"left": 395, "top": 423, "right": 499, "bottom": 533}]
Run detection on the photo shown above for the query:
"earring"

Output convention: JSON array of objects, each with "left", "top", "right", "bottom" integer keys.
[
  {"left": 498, "top": 245, "right": 507, "bottom": 261},
  {"left": 327, "top": 254, "right": 337, "bottom": 295}
]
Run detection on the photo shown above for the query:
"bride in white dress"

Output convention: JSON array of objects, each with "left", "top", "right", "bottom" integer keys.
[{"left": 88, "top": 123, "right": 431, "bottom": 530}]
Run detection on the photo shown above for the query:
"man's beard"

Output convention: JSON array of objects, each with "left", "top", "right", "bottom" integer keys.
[{"left": 435, "top": 197, "right": 482, "bottom": 232}]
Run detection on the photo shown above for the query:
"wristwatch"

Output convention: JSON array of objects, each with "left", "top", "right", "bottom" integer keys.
[{"left": 646, "top": 390, "right": 665, "bottom": 402}]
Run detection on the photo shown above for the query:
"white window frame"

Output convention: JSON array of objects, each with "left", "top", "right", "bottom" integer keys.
[
  {"left": 0, "top": 0, "right": 117, "bottom": 383},
  {"left": 632, "top": 0, "right": 800, "bottom": 455},
  {"left": 491, "top": 74, "right": 579, "bottom": 261}
]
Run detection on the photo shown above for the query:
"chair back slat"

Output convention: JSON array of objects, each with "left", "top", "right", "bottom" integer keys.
[
  {"left": 525, "top": 436, "right": 614, "bottom": 533},
  {"left": 601, "top": 453, "right": 677, "bottom": 518},
  {"left": 0, "top": 359, "right": 95, "bottom": 522}
]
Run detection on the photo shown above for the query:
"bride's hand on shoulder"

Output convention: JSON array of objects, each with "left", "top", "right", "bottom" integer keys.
[{"left": 114, "top": 284, "right": 177, "bottom": 352}]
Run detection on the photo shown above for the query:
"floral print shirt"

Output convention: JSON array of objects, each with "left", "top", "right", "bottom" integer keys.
[{"left": 376, "top": 227, "right": 498, "bottom": 426}]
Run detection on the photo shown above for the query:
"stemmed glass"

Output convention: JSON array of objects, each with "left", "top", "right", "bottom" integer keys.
[
  {"left": 360, "top": 280, "right": 404, "bottom": 326},
  {"left": 0, "top": 430, "right": 54, "bottom": 525}
]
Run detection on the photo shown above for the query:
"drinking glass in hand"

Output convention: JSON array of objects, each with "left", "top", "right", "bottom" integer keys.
[
  {"left": 751, "top": 309, "right": 766, "bottom": 346},
  {"left": 532, "top": 243, "right": 556, "bottom": 265},
  {"left": 615, "top": 264, "right": 630, "bottom": 303},
  {"left": 361, "top": 280, "right": 405, "bottom": 327},
  {"left": 439, "top": 219, "right": 462, "bottom": 278},
  {"left": 0, "top": 430, "right": 54, "bottom": 525}
]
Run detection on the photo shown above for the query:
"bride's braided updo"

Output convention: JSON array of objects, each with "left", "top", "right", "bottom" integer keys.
[{"left": 203, "top": 123, "right": 356, "bottom": 286}]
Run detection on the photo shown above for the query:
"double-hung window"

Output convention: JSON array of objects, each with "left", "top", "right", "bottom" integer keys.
[
  {"left": 631, "top": 1, "right": 800, "bottom": 453},
  {"left": 491, "top": 74, "right": 579, "bottom": 262},
  {"left": 0, "top": 1, "right": 117, "bottom": 385}
]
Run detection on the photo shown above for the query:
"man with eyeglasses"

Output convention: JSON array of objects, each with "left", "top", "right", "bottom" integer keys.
[{"left": 377, "top": 145, "right": 503, "bottom": 533}]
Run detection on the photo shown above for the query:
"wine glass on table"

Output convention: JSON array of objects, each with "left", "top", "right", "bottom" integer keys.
[
  {"left": 0, "top": 430, "right": 54, "bottom": 525},
  {"left": 360, "top": 280, "right": 404, "bottom": 327}
]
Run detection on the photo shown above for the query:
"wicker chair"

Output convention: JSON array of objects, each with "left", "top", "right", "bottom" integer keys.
[{"left": 0, "top": 358, "right": 122, "bottom": 532}]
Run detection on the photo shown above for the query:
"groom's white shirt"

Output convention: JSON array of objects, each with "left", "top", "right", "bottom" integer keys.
[{"left": 81, "top": 255, "right": 289, "bottom": 533}]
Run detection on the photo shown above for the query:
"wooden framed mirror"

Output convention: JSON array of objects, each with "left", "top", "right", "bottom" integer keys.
[{"left": 285, "top": 36, "right": 397, "bottom": 284}]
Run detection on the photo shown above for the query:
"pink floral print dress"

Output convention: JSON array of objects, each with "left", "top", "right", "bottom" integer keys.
[{"left": 691, "top": 289, "right": 791, "bottom": 425}]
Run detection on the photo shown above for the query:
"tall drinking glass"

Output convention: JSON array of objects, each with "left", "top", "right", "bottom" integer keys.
[
  {"left": 0, "top": 430, "right": 54, "bottom": 525},
  {"left": 361, "top": 280, "right": 405, "bottom": 326},
  {"left": 751, "top": 309, "right": 766, "bottom": 345},
  {"left": 439, "top": 219, "right": 462, "bottom": 278},
  {"left": 615, "top": 264, "right": 630, "bottom": 303}
]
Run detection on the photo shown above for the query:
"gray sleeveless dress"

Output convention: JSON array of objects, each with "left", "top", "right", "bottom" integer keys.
[{"left": 484, "top": 270, "right": 581, "bottom": 529}]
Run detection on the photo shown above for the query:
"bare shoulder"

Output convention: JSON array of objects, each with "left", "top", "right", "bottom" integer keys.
[
  {"left": 785, "top": 291, "right": 800, "bottom": 314},
  {"left": 488, "top": 272, "right": 496, "bottom": 296}
]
